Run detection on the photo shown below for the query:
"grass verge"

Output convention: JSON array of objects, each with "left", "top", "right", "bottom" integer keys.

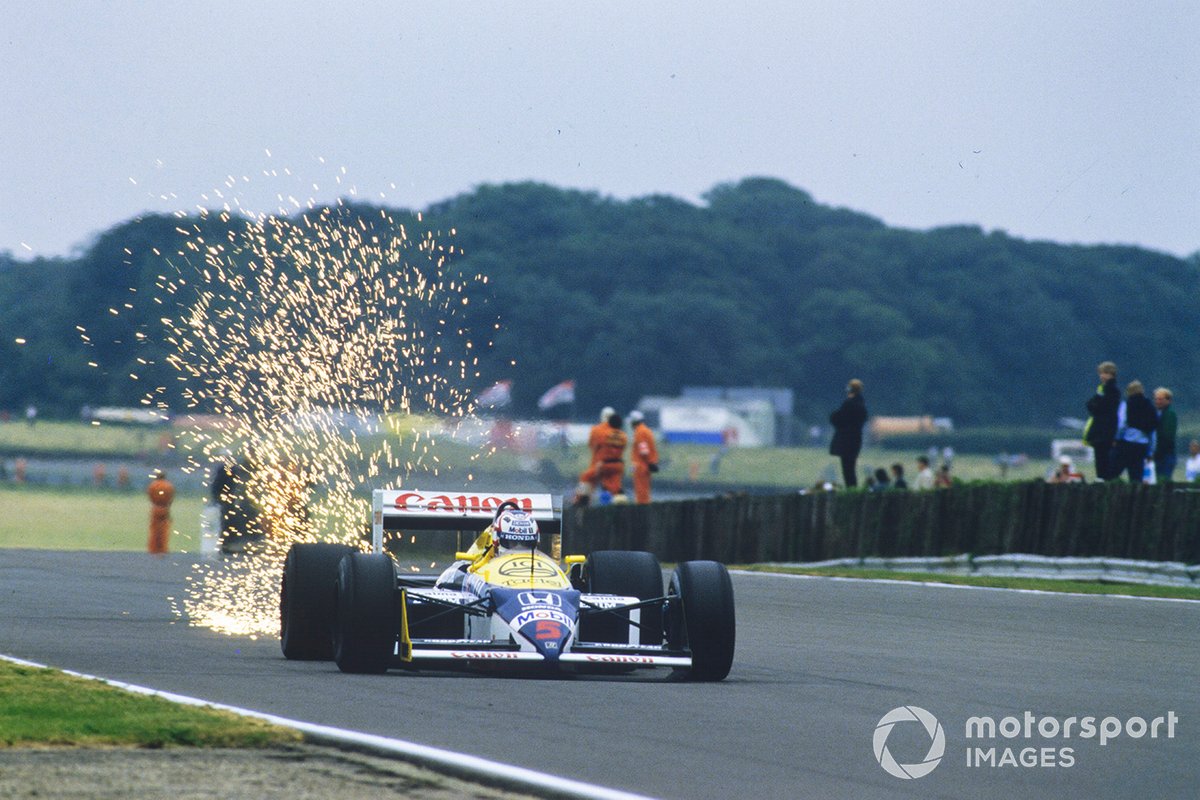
[
  {"left": 739, "top": 564, "right": 1200, "bottom": 601},
  {"left": 0, "top": 420, "right": 181, "bottom": 459},
  {"left": 0, "top": 485, "right": 202, "bottom": 551},
  {"left": 2, "top": 419, "right": 1060, "bottom": 489},
  {"left": 0, "top": 661, "right": 300, "bottom": 748}
]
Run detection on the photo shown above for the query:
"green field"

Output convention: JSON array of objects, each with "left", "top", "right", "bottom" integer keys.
[
  {"left": 456, "top": 439, "right": 1056, "bottom": 489},
  {"left": 0, "top": 420, "right": 1057, "bottom": 555},
  {"left": 645, "top": 442, "right": 1052, "bottom": 486},
  {"left": 0, "top": 660, "right": 298, "bottom": 747},
  {"left": 0, "top": 419, "right": 1057, "bottom": 556},
  {"left": 0, "top": 485, "right": 203, "bottom": 552},
  {"left": 0, "top": 418, "right": 1060, "bottom": 489},
  {"left": 0, "top": 420, "right": 182, "bottom": 458}
]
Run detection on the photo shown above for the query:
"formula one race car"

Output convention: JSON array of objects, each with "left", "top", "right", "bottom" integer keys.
[{"left": 279, "top": 490, "right": 735, "bottom": 681}]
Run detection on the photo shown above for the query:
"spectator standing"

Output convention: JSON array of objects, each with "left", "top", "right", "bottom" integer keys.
[
  {"left": 629, "top": 410, "right": 659, "bottom": 504},
  {"left": 829, "top": 379, "right": 868, "bottom": 488},
  {"left": 1185, "top": 440, "right": 1200, "bottom": 482},
  {"left": 871, "top": 467, "right": 891, "bottom": 492},
  {"left": 210, "top": 456, "right": 235, "bottom": 538},
  {"left": 1152, "top": 387, "right": 1178, "bottom": 482},
  {"left": 913, "top": 456, "right": 935, "bottom": 490},
  {"left": 1084, "top": 362, "right": 1121, "bottom": 480},
  {"left": 146, "top": 469, "right": 174, "bottom": 555},
  {"left": 1111, "top": 381, "right": 1157, "bottom": 482},
  {"left": 935, "top": 464, "right": 953, "bottom": 488},
  {"left": 24, "top": 404, "right": 36, "bottom": 427},
  {"left": 217, "top": 456, "right": 263, "bottom": 552},
  {"left": 890, "top": 463, "right": 908, "bottom": 490}
]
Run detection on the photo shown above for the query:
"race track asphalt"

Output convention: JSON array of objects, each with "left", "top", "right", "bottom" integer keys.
[{"left": 1, "top": 549, "right": 1196, "bottom": 800}]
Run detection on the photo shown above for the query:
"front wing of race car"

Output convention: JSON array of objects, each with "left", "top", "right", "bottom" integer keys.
[{"left": 395, "top": 582, "right": 695, "bottom": 671}]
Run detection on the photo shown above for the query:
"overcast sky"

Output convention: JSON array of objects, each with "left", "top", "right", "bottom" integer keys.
[{"left": 2, "top": 1, "right": 1197, "bottom": 260}]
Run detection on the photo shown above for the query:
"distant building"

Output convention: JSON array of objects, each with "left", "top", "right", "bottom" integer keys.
[
  {"left": 637, "top": 392, "right": 780, "bottom": 447},
  {"left": 682, "top": 386, "right": 794, "bottom": 445}
]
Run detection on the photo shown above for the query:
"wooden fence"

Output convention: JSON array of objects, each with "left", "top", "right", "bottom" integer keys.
[{"left": 564, "top": 482, "right": 1200, "bottom": 565}]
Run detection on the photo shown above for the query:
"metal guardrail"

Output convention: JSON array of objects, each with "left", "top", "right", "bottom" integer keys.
[{"left": 777, "top": 553, "right": 1200, "bottom": 588}]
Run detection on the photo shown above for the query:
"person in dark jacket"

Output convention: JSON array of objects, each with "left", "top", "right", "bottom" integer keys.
[
  {"left": 1153, "top": 387, "right": 1178, "bottom": 482},
  {"left": 1084, "top": 361, "right": 1120, "bottom": 480},
  {"left": 1111, "top": 381, "right": 1158, "bottom": 483},
  {"left": 210, "top": 458, "right": 234, "bottom": 522},
  {"left": 829, "top": 379, "right": 868, "bottom": 488}
]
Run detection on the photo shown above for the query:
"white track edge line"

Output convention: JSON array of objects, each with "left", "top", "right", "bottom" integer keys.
[
  {"left": 731, "top": 569, "right": 1200, "bottom": 604},
  {"left": 0, "top": 653, "right": 657, "bottom": 800}
]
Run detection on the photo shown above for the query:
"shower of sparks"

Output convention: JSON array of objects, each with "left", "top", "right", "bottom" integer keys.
[{"left": 122, "top": 193, "right": 488, "bottom": 637}]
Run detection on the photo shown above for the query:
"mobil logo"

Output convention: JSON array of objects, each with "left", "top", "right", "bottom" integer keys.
[
  {"left": 512, "top": 609, "right": 573, "bottom": 629},
  {"left": 518, "top": 591, "right": 562, "bottom": 608}
]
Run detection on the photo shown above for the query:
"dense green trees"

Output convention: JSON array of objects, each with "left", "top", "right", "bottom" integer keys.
[{"left": 2, "top": 178, "right": 1196, "bottom": 428}]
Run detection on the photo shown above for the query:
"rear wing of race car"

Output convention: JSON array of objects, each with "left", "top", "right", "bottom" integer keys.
[{"left": 371, "top": 489, "right": 562, "bottom": 554}]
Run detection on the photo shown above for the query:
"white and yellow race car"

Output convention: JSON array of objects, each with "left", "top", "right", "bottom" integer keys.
[{"left": 279, "top": 489, "right": 735, "bottom": 681}]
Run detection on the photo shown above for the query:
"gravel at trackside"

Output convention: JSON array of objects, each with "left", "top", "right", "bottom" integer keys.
[{"left": 0, "top": 744, "right": 540, "bottom": 800}]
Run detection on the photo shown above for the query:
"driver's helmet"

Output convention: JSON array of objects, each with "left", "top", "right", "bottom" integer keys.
[{"left": 494, "top": 508, "right": 539, "bottom": 550}]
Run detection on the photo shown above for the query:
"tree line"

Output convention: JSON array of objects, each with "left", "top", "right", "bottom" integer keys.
[{"left": 2, "top": 177, "right": 1197, "bottom": 428}]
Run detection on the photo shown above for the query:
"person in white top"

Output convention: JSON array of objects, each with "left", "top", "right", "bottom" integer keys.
[
  {"left": 1185, "top": 440, "right": 1200, "bottom": 483},
  {"left": 914, "top": 455, "right": 935, "bottom": 490}
]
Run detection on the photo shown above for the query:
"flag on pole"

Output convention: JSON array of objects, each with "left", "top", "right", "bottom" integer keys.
[
  {"left": 537, "top": 379, "right": 576, "bottom": 411},
  {"left": 475, "top": 380, "right": 513, "bottom": 408}
]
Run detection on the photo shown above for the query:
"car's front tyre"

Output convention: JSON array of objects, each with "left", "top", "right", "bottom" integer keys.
[
  {"left": 333, "top": 552, "right": 397, "bottom": 674},
  {"left": 668, "top": 560, "right": 735, "bottom": 681}
]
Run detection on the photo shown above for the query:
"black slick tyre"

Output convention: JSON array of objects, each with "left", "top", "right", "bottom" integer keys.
[
  {"left": 669, "top": 560, "right": 735, "bottom": 681},
  {"left": 280, "top": 543, "right": 356, "bottom": 660},
  {"left": 333, "top": 552, "right": 397, "bottom": 674},
  {"left": 580, "top": 550, "right": 664, "bottom": 646}
]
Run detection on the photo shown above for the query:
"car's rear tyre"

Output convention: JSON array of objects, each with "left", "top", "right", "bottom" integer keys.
[
  {"left": 280, "top": 543, "right": 356, "bottom": 660},
  {"left": 668, "top": 560, "right": 735, "bottom": 681},
  {"left": 580, "top": 550, "right": 664, "bottom": 646},
  {"left": 333, "top": 552, "right": 397, "bottom": 674}
]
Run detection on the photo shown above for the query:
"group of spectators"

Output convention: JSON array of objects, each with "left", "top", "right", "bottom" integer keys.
[
  {"left": 573, "top": 406, "right": 659, "bottom": 505},
  {"left": 862, "top": 456, "right": 953, "bottom": 492},
  {"left": 828, "top": 379, "right": 951, "bottom": 491},
  {"left": 1084, "top": 361, "right": 1186, "bottom": 483},
  {"left": 827, "top": 362, "right": 1196, "bottom": 491}
]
